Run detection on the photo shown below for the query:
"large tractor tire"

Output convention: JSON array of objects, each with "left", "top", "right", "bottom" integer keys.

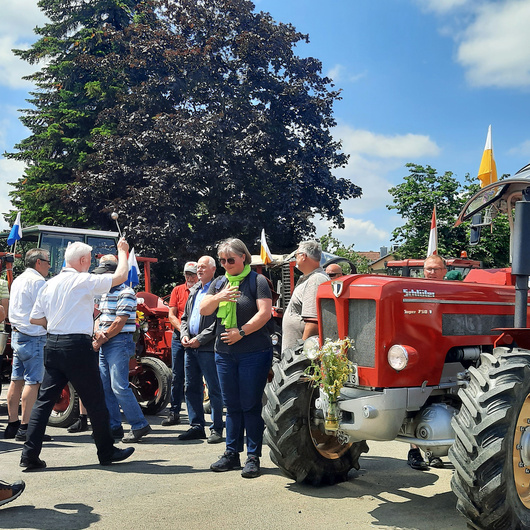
[
  {"left": 264, "top": 345, "right": 369, "bottom": 485},
  {"left": 48, "top": 381, "right": 80, "bottom": 428},
  {"left": 449, "top": 347, "right": 530, "bottom": 530},
  {"left": 130, "top": 356, "right": 172, "bottom": 416}
]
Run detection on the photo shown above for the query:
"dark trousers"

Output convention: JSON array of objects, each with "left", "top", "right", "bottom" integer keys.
[{"left": 22, "top": 334, "right": 115, "bottom": 463}]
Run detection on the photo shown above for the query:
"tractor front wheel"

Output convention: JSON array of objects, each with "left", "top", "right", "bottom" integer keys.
[
  {"left": 130, "top": 356, "right": 172, "bottom": 416},
  {"left": 263, "top": 345, "right": 368, "bottom": 485},
  {"left": 449, "top": 347, "right": 530, "bottom": 529},
  {"left": 48, "top": 381, "right": 80, "bottom": 428}
]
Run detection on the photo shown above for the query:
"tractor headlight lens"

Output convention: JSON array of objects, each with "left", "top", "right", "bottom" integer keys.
[
  {"left": 303, "top": 336, "right": 320, "bottom": 360},
  {"left": 388, "top": 345, "right": 409, "bottom": 371},
  {"left": 271, "top": 333, "right": 280, "bottom": 346}
]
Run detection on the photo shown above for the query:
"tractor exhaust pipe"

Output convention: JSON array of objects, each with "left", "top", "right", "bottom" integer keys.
[{"left": 512, "top": 190, "right": 530, "bottom": 328}]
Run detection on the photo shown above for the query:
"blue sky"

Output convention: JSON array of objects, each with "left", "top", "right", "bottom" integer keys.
[{"left": 2, "top": 0, "right": 530, "bottom": 253}]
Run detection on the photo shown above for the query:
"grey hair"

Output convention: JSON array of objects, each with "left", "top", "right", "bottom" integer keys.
[
  {"left": 217, "top": 238, "right": 252, "bottom": 265},
  {"left": 199, "top": 255, "right": 216, "bottom": 268},
  {"left": 65, "top": 242, "right": 92, "bottom": 264},
  {"left": 297, "top": 240, "right": 322, "bottom": 262},
  {"left": 25, "top": 248, "right": 49, "bottom": 269}
]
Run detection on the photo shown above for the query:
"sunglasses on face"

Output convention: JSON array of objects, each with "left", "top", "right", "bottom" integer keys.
[
  {"left": 219, "top": 257, "right": 236, "bottom": 265},
  {"left": 328, "top": 273, "right": 341, "bottom": 279}
]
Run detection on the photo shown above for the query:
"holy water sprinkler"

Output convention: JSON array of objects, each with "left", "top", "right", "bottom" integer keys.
[{"left": 110, "top": 212, "right": 123, "bottom": 238}]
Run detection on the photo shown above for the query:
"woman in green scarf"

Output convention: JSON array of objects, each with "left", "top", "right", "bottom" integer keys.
[{"left": 200, "top": 238, "right": 272, "bottom": 479}]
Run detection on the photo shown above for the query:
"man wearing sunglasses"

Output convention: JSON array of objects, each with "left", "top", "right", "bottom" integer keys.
[
  {"left": 281, "top": 240, "right": 329, "bottom": 354},
  {"left": 5, "top": 249, "right": 51, "bottom": 441}
]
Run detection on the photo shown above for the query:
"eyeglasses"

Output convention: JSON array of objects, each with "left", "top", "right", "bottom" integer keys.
[
  {"left": 328, "top": 273, "right": 341, "bottom": 279},
  {"left": 424, "top": 267, "right": 444, "bottom": 273},
  {"left": 39, "top": 258, "right": 50, "bottom": 263},
  {"left": 219, "top": 258, "right": 236, "bottom": 265},
  {"left": 295, "top": 252, "right": 305, "bottom": 258}
]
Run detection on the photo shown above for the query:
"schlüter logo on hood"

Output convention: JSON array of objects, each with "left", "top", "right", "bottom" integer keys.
[{"left": 402, "top": 288, "right": 435, "bottom": 298}]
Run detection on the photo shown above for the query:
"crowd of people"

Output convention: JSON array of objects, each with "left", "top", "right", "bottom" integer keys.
[
  {"left": 1, "top": 234, "right": 457, "bottom": 505},
  {"left": 0, "top": 235, "right": 335, "bottom": 491}
]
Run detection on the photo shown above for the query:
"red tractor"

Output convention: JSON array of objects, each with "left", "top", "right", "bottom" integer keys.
[
  {"left": 0, "top": 225, "right": 172, "bottom": 427},
  {"left": 264, "top": 165, "right": 530, "bottom": 529}
]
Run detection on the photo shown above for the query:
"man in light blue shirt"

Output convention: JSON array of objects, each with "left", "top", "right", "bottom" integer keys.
[{"left": 179, "top": 256, "right": 224, "bottom": 443}]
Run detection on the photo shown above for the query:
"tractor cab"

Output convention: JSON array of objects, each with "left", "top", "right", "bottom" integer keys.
[{"left": 0, "top": 225, "right": 118, "bottom": 281}]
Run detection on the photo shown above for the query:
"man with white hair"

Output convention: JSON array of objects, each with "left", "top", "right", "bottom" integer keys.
[
  {"left": 21, "top": 238, "right": 135, "bottom": 470},
  {"left": 282, "top": 240, "right": 329, "bottom": 353},
  {"left": 179, "top": 256, "right": 224, "bottom": 443}
]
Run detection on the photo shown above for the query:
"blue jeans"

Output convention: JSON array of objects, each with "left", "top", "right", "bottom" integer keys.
[
  {"left": 215, "top": 348, "right": 273, "bottom": 457},
  {"left": 99, "top": 334, "right": 149, "bottom": 431},
  {"left": 185, "top": 349, "right": 224, "bottom": 433},
  {"left": 170, "top": 332, "right": 185, "bottom": 413},
  {"left": 11, "top": 331, "right": 46, "bottom": 384}
]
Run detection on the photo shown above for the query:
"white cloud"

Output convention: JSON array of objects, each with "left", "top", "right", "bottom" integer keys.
[
  {"left": 326, "top": 64, "right": 365, "bottom": 84},
  {"left": 0, "top": 158, "right": 25, "bottom": 229},
  {"left": 0, "top": 1, "right": 45, "bottom": 89},
  {"left": 456, "top": 1, "right": 530, "bottom": 89},
  {"left": 335, "top": 124, "right": 440, "bottom": 158},
  {"left": 418, "top": 0, "right": 471, "bottom": 15}
]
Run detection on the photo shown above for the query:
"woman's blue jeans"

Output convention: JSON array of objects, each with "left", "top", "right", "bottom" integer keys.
[{"left": 215, "top": 348, "right": 272, "bottom": 457}]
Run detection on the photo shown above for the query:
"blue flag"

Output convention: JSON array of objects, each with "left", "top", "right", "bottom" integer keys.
[
  {"left": 7, "top": 212, "right": 22, "bottom": 246},
  {"left": 127, "top": 248, "right": 140, "bottom": 287}
]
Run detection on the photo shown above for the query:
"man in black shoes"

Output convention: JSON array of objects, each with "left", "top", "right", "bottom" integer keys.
[
  {"left": 21, "top": 239, "right": 135, "bottom": 471},
  {"left": 179, "top": 256, "right": 224, "bottom": 444}
]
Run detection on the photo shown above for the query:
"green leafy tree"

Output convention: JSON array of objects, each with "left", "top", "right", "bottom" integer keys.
[
  {"left": 7, "top": 0, "right": 361, "bottom": 289},
  {"left": 6, "top": 0, "right": 142, "bottom": 226},
  {"left": 387, "top": 163, "right": 510, "bottom": 268}
]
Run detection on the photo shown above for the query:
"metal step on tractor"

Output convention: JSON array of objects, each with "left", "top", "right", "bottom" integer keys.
[
  {"left": 0, "top": 225, "right": 172, "bottom": 427},
  {"left": 264, "top": 164, "right": 530, "bottom": 529}
]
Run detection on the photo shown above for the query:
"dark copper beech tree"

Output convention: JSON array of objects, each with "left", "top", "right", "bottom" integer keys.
[{"left": 7, "top": 0, "right": 361, "bottom": 288}]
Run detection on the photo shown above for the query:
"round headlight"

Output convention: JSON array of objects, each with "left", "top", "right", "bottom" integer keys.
[
  {"left": 303, "top": 336, "right": 320, "bottom": 360},
  {"left": 271, "top": 333, "right": 280, "bottom": 346},
  {"left": 388, "top": 344, "right": 409, "bottom": 371}
]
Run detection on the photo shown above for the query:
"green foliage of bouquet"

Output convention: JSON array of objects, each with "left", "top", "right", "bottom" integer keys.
[{"left": 305, "top": 337, "right": 354, "bottom": 401}]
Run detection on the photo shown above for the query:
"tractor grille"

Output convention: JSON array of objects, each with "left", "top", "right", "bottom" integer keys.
[{"left": 320, "top": 298, "right": 376, "bottom": 368}]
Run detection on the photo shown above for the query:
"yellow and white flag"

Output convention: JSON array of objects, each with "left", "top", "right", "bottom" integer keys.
[
  {"left": 478, "top": 125, "right": 497, "bottom": 188},
  {"left": 260, "top": 229, "right": 272, "bottom": 265}
]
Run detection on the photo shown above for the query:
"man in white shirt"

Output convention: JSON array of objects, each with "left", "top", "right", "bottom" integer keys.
[
  {"left": 5, "top": 249, "right": 50, "bottom": 441},
  {"left": 21, "top": 238, "right": 135, "bottom": 471}
]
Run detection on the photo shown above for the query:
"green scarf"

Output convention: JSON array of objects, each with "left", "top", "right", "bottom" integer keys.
[{"left": 217, "top": 264, "right": 252, "bottom": 329}]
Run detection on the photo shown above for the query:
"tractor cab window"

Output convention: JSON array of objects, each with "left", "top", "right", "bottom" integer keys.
[{"left": 39, "top": 233, "right": 117, "bottom": 276}]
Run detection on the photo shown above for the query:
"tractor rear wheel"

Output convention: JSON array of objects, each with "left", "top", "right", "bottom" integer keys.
[
  {"left": 131, "top": 356, "right": 172, "bottom": 416},
  {"left": 449, "top": 347, "right": 530, "bottom": 529},
  {"left": 48, "top": 381, "right": 80, "bottom": 428},
  {"left": 263, "top": 345, "right": 368, "bottom": 485}
]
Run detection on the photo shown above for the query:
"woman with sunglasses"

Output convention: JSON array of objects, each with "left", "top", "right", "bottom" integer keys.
[{"left": 200, "top": 238, "right": 272, "bottom": 478}]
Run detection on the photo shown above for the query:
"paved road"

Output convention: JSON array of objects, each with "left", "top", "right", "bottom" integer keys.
[{"left": 0, "top": 401, "right": 466, "bottom": 530}]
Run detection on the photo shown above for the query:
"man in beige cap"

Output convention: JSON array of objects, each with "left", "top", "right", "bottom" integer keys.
[{"left": 162, "top": 261, "right": 198, "bottom": 426}]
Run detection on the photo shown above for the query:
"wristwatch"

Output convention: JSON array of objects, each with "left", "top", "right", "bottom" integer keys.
[{"left": 238, "top": 328, "right": 246, "bottom": 337}]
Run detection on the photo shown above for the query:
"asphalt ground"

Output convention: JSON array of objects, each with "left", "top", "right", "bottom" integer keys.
[{"left": 0, "top": 398, "right": 467, "bottom": 530}]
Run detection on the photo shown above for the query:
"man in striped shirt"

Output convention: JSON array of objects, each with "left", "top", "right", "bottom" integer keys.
[{"left": 93, "top": 255, "right": 151, "bottom": 443}]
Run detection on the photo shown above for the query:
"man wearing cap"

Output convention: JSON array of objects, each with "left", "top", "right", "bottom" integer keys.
[
  {"left": 93, "top": 255, "right": 151, "bottom": 443},
  {"left": 282, "top": 240, "right": 329, "bottom": 354},
  {"left": 162, "top": 261, "right": 198, "bottom": 426},
  {"left": 22, "top": 238, "right": 135, "bottom": 470}
]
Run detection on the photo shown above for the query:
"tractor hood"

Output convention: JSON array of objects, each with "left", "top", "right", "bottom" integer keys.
[{"left": 456, "top": 164, "right": 530, "bottom": 226}]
